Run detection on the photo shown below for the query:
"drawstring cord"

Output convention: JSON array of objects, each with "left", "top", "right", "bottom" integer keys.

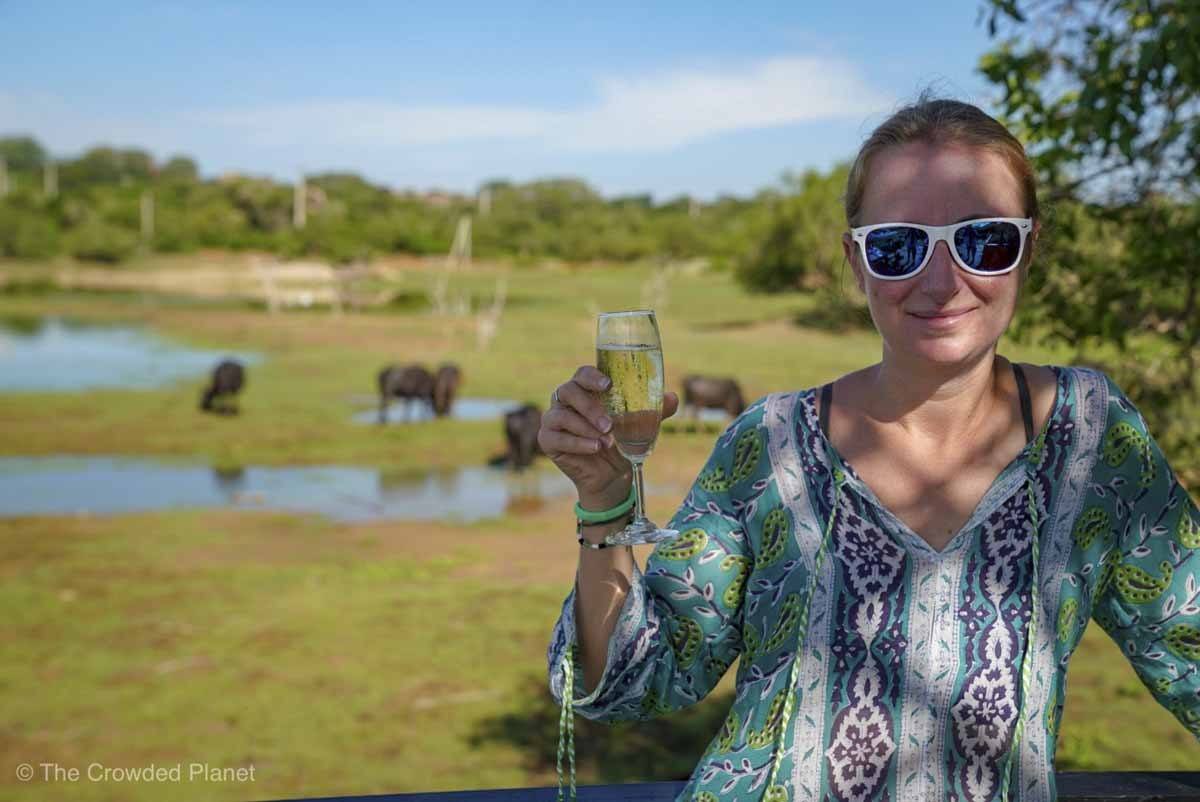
[{"left": 556, "top": 646, "right": 577, "bottom": 801}]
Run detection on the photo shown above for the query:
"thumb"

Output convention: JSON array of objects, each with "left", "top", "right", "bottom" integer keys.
[{"left": 662, "top": 391, "right": 680, "bottom": 420}]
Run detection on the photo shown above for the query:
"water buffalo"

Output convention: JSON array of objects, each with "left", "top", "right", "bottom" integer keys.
[
  {"left": 432, "top": 363, "right": 462, "bottom": 417},
  {"left": 505, "top": 403, "right": 542, "bottom": 470},
  {"left": 682, "top": 375, "right": 745, "bottom": 419},
  {"left": 200, "top": 359, "right": 246, "bottom": 415},
  {"left": 377, "top": 364, "right": 435, "bottom": 423}
]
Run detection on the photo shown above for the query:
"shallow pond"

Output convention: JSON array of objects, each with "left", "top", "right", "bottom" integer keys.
[
  {"left": 0, "top": 457, "right": 575, "bottom": 522},
  {"left": 353, "top": 397, "right": 527, "bottom": 424},
  {"left": 0, "top": 317, "right": 259, "bottom": 392}
]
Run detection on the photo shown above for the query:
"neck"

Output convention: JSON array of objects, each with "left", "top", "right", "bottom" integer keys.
[{"left": 863, "top": 348, "right": 1006, "bottom": 449}]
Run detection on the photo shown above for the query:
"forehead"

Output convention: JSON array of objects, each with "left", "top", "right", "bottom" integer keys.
[{"left": 858, "top": 142, "right": 1025, "bottom": 225}]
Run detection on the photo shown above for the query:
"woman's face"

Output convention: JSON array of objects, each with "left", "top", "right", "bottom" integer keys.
[{"left": 843, "top": 142, "right": 1034, "bottom": 369}]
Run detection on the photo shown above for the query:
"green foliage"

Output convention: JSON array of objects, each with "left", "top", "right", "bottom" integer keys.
[
  {"left": 736, "top": 165, "right": 849, "bottom": 293},
  {"left": 59, "top": 145, "right": 154, "bottom": 188},
  {"left": 0, "top": 135, "right": 46, "bottom": 171},
  {"left": 0, "top": 137, "right": 776, "bottom": 266},
  {"left": 0, "top": 198, "right": 60, "bottom": 258},
  {"left": 981, "top": 0, "right": 1200, "bottom": 483},
  {"left": 159, "top": 156, "right": 199, "bottom": 183},
  {"left": 64, "top": 218, "right": 139, "bottom": 263},
  {"left": 732, "top": 164, "right": 870, "bottom": 331}
]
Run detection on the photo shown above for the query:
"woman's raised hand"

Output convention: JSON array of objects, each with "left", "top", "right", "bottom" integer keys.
[{"left": 539, "top": 366, "right": 678, "bottom": 507}]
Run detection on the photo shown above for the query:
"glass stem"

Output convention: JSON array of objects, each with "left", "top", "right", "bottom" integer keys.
[{"left": 631, "top": 460, "right": 647, "bottom": 522}]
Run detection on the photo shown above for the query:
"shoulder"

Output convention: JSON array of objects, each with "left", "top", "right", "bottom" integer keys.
[{"left": 1011, "top": 361, "right": 1059, "bottom": 432}]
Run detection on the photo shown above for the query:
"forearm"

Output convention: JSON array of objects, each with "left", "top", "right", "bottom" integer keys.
[{"left": 574, "top": 513, "right": 636, "bottom": 690}]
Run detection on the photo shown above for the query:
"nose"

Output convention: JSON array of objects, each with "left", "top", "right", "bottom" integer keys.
[{"left": 917, "top": 240, "right": 962, "bottom": 301}]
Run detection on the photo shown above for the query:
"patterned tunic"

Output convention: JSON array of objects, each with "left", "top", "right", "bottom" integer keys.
[{"left": 548, "top": 366, "right": 1200, "bottom": 802}]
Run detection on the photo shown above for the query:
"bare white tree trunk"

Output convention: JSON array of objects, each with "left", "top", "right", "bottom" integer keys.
[
  {"left": 140, "top": 191, "right": 155, "bottom": 242},
  {"left": 293, "top": 174, "right": 307, "bottom": 229},
  {"left": 43, "top": 161, "right": 57, "bottom": 198}
]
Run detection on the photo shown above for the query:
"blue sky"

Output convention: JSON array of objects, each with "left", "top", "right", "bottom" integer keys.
[{"left": 1, "top": 2, "right": 1002, "bottom": 199}]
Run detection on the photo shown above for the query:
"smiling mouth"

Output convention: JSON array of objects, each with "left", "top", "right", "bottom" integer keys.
[{"left": 910, "top": 309, "right": 974, "bottom": 319}]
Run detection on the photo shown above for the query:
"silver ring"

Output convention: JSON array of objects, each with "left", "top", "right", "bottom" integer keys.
[{"left": 551, "top": 388, "right": 561, "bottom": 406}]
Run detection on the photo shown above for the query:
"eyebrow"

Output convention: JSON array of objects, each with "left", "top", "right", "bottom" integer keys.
[{"left": 954, "top": 212, "right": 1004, "bottom": 224}]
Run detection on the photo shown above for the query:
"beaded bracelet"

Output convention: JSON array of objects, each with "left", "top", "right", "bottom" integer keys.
[
  {"left": 576, "top": 514, "right": 632, "bottom": 550},
  {"left": 572, "top": 484, "right": 636, "bottom": 524}
]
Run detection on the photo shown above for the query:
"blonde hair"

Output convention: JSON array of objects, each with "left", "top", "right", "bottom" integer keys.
[{"left": 844, "top": 96, "right": 1039, "bottom": 228}]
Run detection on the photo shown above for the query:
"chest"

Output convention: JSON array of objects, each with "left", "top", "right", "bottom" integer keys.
[{"left": 846, "top": 448, "right": 1022, "bottom": 551}]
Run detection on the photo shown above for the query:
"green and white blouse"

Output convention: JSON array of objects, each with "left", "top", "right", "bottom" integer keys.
[{"left": 549, "top": 366, "right": 1200, "bottom": 802}]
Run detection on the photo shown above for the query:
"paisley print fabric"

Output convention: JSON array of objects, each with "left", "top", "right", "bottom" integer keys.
[{"left": 548, "top": 366, "right": 1200, "bottom": 801}]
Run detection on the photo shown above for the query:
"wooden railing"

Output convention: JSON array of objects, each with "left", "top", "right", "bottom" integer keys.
[{"left": 267, "top": 773, "right": 1200, "bottom": 801}]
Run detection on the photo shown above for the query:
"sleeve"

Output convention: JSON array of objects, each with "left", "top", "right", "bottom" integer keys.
[
  {"left": 1084, "top": 372, "right": 1200, "bottom": 740},
  {"left": 548, "top": 400, "right": 767, "bottom": 722}
]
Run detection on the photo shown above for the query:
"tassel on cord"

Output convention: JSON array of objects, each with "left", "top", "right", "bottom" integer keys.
[
  {"left": 1000, "top": 472, "right": 1042, "bottom": 802},
  {"left": 765, "top": 468, "right": 845, "bottom": 798},
  {"left": 557, "top": 646, "right": 577, "bottom": 802}
]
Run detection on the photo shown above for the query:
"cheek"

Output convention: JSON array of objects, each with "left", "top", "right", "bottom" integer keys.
[{"left": 866, "top": 281, "right": 911, "bottom": 308}]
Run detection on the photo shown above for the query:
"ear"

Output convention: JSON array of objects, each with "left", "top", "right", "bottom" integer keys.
[{"left": 843, "top": 232, "right": 866, "bottom": 294}]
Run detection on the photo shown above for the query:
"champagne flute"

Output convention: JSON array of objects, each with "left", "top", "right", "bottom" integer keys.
[{"left": 595, "top": 309, "right": 678, "bottom": 546}]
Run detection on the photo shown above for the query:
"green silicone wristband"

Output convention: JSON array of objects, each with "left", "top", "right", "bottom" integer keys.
[{"left": 573, "top": 484, "right": 636, "bottom": 524}]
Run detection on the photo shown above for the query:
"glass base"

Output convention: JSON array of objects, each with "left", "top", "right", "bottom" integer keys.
[{"left": 604, "top": 517, "right": 679, "bottom": 547}]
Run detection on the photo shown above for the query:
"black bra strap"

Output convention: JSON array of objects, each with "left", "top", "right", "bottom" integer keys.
[
  {"left": 819, "top": 382, "right": 833, "bottom": 438},
  {"left": 1012, "top": 363, "right": 1035, "bottom": 442}
]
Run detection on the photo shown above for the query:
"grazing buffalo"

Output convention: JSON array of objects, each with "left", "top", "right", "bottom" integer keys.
[
  {"left": 682, "top": 375, "right": 745, "bottom": 419},
  {"left": 200, "top": 359, "right": 246, "bottom": 415},
  {"left": 377, "top": 364, "right": 435, "bottom": 423},
  {"left": 432, "top": 363, "right": 462, "bottom": 418},
  {"left": 505, "top": 403, "right": 542, "bottom": 470}
]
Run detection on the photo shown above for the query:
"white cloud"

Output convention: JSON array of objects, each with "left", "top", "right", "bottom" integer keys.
[
  {"left": 555, "top": 57, "right": 892, "bottom": 151},
  {"left": 193, "top": 55, "right": 893, "bottom": 152}
]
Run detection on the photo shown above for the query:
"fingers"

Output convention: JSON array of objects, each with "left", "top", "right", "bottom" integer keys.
[
  {"left": 553, "top": 375, "right": 612, "bottom": 435},
  {"left": 571, "top": 365, "right": 611, "bottom": 394},
  {"left": 662, "top": 391, "right": 679, "bottom": 420},
  {"left": 544, "top": 405, "right": 613, "bottom": 448},
  {"left": 538, "top": 427, "right": 608, "bottom": 456}
]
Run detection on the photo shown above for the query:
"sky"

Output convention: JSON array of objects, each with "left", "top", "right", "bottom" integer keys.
[{"left": 0, "top": 2, "right": 1004, "bottom": 200}]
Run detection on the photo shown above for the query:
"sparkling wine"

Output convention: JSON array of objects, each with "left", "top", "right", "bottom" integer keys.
[{"left": 596, "top": 343, "right": 664, "bottom": 462}]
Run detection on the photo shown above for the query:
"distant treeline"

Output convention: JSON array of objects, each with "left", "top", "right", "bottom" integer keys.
[{"left": 0, "top": 135, "right": 849, "bottom": 292}]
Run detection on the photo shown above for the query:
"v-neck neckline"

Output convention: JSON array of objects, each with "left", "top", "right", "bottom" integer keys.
[{"left": 803, "top": 364, "right": 1065, "bottom": 557}]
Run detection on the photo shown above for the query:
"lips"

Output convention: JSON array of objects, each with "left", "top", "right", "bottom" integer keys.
[{"left": 910, "top": 309, "right": 973, "bottom": 319}]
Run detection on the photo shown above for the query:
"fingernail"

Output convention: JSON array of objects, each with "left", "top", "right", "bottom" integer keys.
[
  {"left": 600, "top": 377, "right": 612, "bottom": 390},
  {"left": 603, "top": 434, "right": 614, "bottom": 448},
  {"left": 597, "top": 415, "right": 612, "bottom": 432}
]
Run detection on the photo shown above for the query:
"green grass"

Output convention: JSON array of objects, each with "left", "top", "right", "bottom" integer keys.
[{"left": 0, "top": 256, "right": 1195, "bottom": 800}]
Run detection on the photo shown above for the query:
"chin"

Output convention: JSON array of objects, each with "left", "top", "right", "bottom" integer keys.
[{"left": 905, "top": 339, "right": 983, "bottom": 364}]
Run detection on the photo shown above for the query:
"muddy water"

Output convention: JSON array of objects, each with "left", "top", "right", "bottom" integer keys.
[
  {"left": 0, "top": 457, "right": 575, "bottom": 522},
  {"left": 0, "top": 317, "right": 258, "bottom": 392}
]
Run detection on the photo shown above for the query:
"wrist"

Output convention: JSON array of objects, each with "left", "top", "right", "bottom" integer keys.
[{"left": 577, "top": 480, "right": 632, "bottom": 512}]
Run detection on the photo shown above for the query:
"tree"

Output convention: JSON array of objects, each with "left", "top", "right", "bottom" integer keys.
[
  {"left": 980, "top": 0, "right": 1200, "bottom": 482},
  {"left": 735, "top": 165, "right": 849, "bottom": 292},
  {"left": 0, "top": 136, "right": 47, "bottom": 172},
  {"left": 159, "top": 156, "right": 199, "bottom": 183}
]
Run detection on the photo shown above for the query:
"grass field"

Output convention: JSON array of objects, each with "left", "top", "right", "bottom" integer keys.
[{"left": 0, "top": 254, "right": 1196, "bottom": 801}]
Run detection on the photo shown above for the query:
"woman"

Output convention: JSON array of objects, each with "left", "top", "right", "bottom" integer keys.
[{"left": 540, "top": 98, "right": 1200, "bottom": 802}]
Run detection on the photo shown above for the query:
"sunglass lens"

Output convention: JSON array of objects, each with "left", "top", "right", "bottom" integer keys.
[
  {"left": 954, "top": 220, "right": 1021, "bottom": 272},
  {"left": 864, "top": 227, "right": 928, "bottom": 277}
]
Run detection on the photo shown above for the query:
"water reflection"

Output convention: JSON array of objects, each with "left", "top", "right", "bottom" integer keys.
[
  {"left": 0, "top": 457, "right": 575, "bottom": 522},
  {"left": 0, "top": 317, "right": 259, "bottom": 392},
  {"left": 352, "top": 397, "right": 525, "bottom": 424}
]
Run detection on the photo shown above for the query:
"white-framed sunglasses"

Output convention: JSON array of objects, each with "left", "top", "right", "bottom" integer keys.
[{"left": 849, "top": 217, "right": 1033, "bottom": 281}]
